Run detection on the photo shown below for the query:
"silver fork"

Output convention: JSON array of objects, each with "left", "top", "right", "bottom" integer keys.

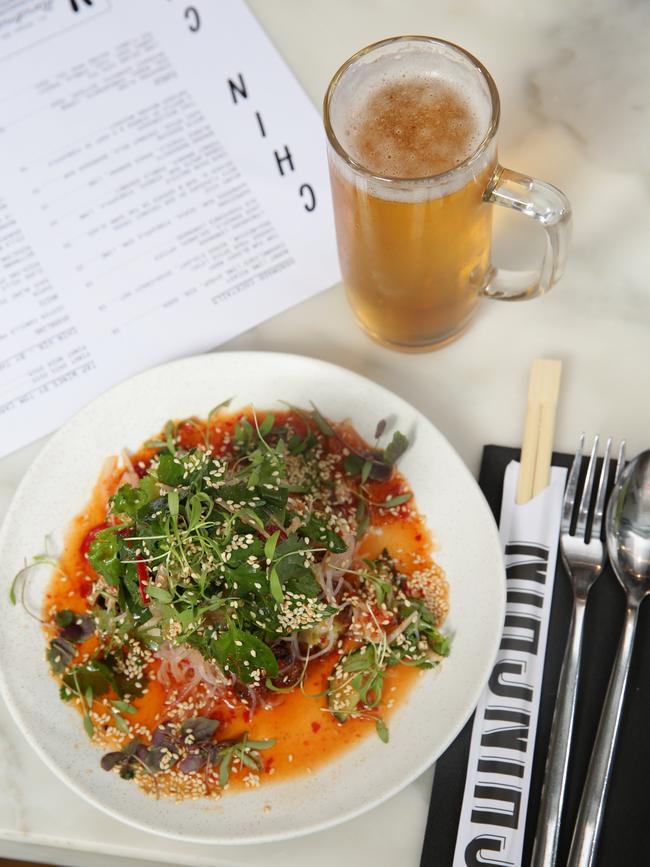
[{"left": 531, "top": 435, "right": 626, "bottom": 867}]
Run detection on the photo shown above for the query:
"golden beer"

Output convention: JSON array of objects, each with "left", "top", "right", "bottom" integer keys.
[
  {"left": 329, "top": 156, "right": 496, "bottom": 349},
  {"left": 324, "top": 37, "right": 499, "bottom": 350}
]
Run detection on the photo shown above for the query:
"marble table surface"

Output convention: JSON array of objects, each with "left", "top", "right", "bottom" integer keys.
[{"left": 1, "top": 0, "right": 649, "bottom": 864}]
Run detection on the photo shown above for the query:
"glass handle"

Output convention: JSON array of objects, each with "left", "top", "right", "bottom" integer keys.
[{"left": 481, "top": 165, "right": 572, "bottom": 300}]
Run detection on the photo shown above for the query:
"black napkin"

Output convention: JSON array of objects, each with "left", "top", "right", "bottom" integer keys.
[{"left": 420, "top": 445, "right": 650, "bottom": 867}]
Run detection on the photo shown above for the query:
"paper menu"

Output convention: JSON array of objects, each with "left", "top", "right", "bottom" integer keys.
[{"left": 0, "top": 0, "right": 340, "bottom": 458}]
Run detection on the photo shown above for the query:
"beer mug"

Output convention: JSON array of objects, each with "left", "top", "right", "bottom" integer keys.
[{"left": 324, "top": 37, "right": 571, "bottom": 351}]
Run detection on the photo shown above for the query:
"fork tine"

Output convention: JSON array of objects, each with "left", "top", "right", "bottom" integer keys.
[
  {"left": 562, "top": 434, "right": 585, "bottom": 533},
  {"left": 614, "top": 440, "right": 626, "bottom": 486},
  {"left": 575, "top": 436, "right": 599, "bottom": 538},
  {"left": 590, "top": 437, "right": 612, "bottom": 540}
]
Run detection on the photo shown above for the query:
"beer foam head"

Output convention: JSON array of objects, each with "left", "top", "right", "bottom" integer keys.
[{"left": 327, "top": 38, "right": 497, "bottom": 200}]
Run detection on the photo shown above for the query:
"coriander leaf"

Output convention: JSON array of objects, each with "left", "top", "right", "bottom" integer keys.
[
  {"left": 275, "top": 534, "right": 316, "bottom": 581},
  {"left": 211, "top": 626, "right": 278, "bottom": 683},
  {"left": 284, "top": 569, "right": 322, "bottom": 599},
  {"left": 110, "top": 477, "right": 158, "bottom": 519},
  {"left": 88, "top": 528, "right": 122, "bottom": 585},
  {"left": 62, "top": 660, "right": 112, "bottom": 699},
  {"left": 299, "top": 515, "right": 347, "bottom": 554},
  {"left": 223, "top": 561, "right": 268, "bottom": 596},
  {"left": 157, "top": 453, "right": 184, "bottom": 486}
]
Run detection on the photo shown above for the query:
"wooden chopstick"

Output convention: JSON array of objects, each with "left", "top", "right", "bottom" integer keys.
[{"left": 516, "top": 359, "right": 562, "bottom": 504}]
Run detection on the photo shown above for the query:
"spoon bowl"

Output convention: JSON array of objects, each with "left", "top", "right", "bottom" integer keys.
[{"left": 606, "top": 449, "right": 650, "bottom": 601}]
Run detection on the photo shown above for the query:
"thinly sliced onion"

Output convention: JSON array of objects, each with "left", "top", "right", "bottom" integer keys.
[
  {"left": 315, "top": 532, "right": 356, "bottom": 603},
  {"left": 299, "top": 629, "right": 336, "bottom": 661},
  {"left": 120, "top": 449, "right": 140, "bottom": 488},
  {"left": 295, "top": 616, "right": 338, "bottom": 661},
  {"left": 156, "top": 641, "right": 230, "bottom": 707},
  {"left": 386, "top": 611, "right": 418, "bottom": 645}
]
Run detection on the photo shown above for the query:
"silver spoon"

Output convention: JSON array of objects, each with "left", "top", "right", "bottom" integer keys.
[{"left": 568, "top": 449, "right": 650, "bottom": 866}]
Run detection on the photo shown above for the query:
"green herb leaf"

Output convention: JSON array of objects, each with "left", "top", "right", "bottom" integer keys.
[
  {"left": 87, "top": 529, "right": 122, "bottom": 585},
  {"left": 207, "top": 398, "right": 232, "bottom": 424},
  {"left": 47, "top": 637, "right": 76, "bottom": 674},
  {"left": 259, "top": 413, "right": 275, "bottom": 437},
  {"left": 111, "top": 700, "right": 137, "bottom": 714},
  {"left": 168, "top": 489, "right": 179, "bottom": 518},
  {"left": 219, "top": 752, "right": 233, "bottom": 787},
  {"left": 383, "top": 431, "right": 409, "bottom": 465},
  {"left": 378, "top": 492, "right": 412, "bottom": 509},
  {"left": 110, "top": 480, "right": 157, "bottom": 519},
  {"left": 83, "top": 711, "right": 94, "bottom": 738},
  {"left": 112, "top": 711, "right": 130, "bottom": 734},
  {"left": 211, "top": 626, "right": 278, "bottom": 683},
  {"left": 55, "top": 609, "right": 75, "bottom": 628},
  {"left": 310, "top": 403, "right": 335, "bottom": 437},
  {"left": 157, "top": 453, "right": 184, "bottom": 486},
  {"left": 375, "top": 718, "right": 390, "bottom": 743},
  {"left": 264, "top": 530, "right": 281, "bottom": 563},
  {"left": 62, "top": 661, "right": 111, "bottom": 699},
  {"left": 246, "top": 738, "right": 276, "bottom": 750},
  {"left": 299, "top": 515, "right": 347, "bottom": 554},
  {"left": 269, "top": 566, "right": 284, "bottom": 603},
  {"left": 146, "top": 585, "right": 174, "bottom": 603},
  {"left": 355, "top": 499, "right": 369, "bottom": 540},
  {"left": 164, "top": 420, "right": 176, "bottom": 455}
]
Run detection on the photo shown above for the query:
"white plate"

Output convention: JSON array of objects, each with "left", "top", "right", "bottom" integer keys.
[{"left": 0, "top": 351, "right": 504, "bottom": 844}]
